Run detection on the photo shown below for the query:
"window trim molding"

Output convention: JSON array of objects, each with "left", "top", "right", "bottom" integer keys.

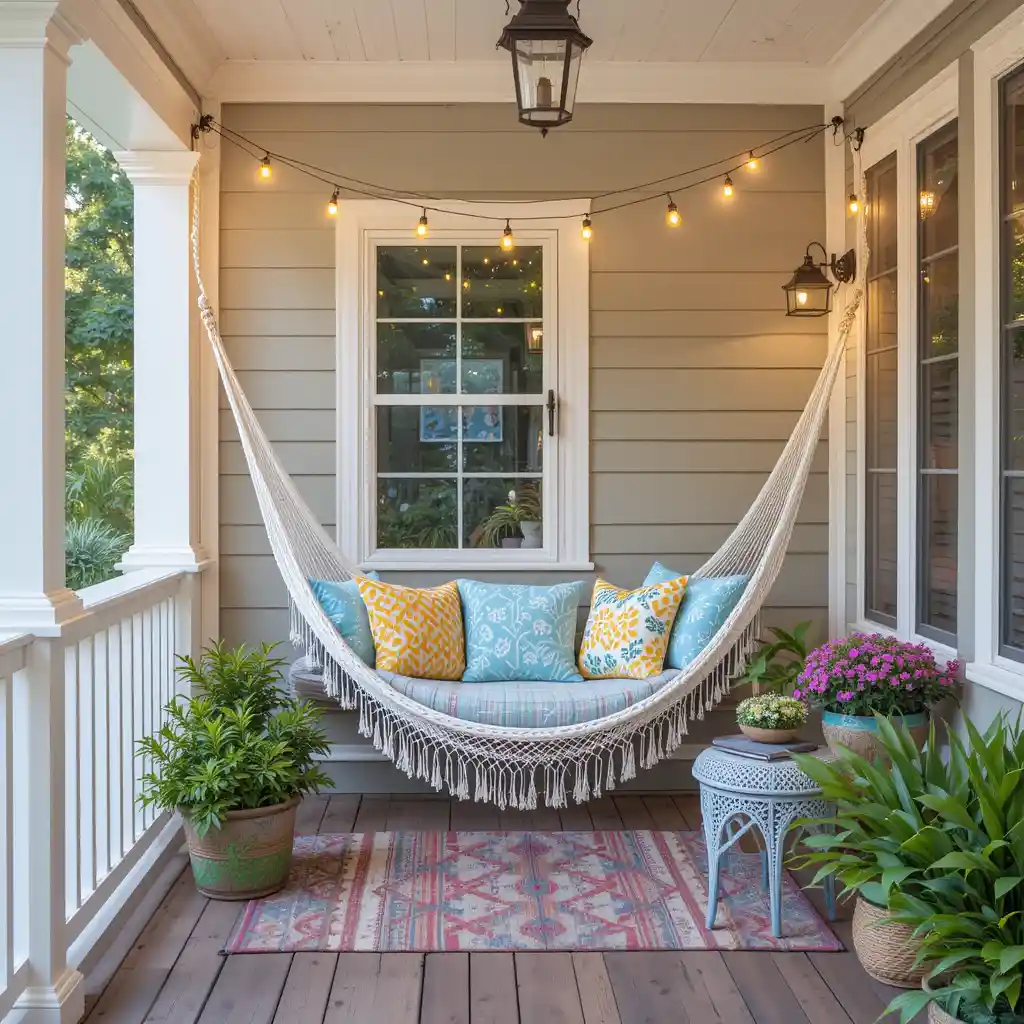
[
  {"left": 335, "top": 198, "right": 593, "bottom": 572},
  {"left": 852, "top": 63, "right": 959, "bottom": 641},
  {"left": 969, "top": 8, "right": 1024, "bottom": 692}
]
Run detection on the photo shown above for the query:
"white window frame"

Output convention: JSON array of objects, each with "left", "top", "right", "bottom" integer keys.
[
  {"left": 851, "top": 63, "right": 959, "bottom": 663},
  {"left": 336, "top": 199, "right": 593, "bottom": 572},
  {"left": 969, "top": 5, "right": 1024, "bottom": 698}
]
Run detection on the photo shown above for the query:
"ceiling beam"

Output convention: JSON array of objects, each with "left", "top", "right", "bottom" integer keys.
[{"left": 209, "top": 59, "right": 828, "bottom": 106}]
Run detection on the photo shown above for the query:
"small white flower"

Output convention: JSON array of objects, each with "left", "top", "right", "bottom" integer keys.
[
  {"left": 508, "top": 489, "right": 517, "bottom": 503},
  {"left": 399, "top": 502, "right": 410, "bottom": 513}
]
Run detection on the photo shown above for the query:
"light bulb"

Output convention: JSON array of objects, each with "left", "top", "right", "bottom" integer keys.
[
  {"left": 746, "top": 152, "right": 759, "bottom": 170},
  {"left": 723, "top": 176, "right": 734, "bottom": 199},
  {"left": 444, "top": 272, "right": 451, "bottom": 281},
  {"left": 848, "top": 194, "right": 860, "bottom": 215},
  {"left": 581, "top": 216, "right": 593, "bottom": 241},
  {"left": 259, "top": 154, "right": 272, "bottom": 180},
  {"left": 797, "top": 291, "right": 809, "bottom": 306},
  {"left": 327, "top": 189, "right": 339, "bottom": 216},
  {"left": 501, "top": 220, "right": 515, "bottom": 251},
  {"left": 666, "top": 198, "right": 681, "bottom": 227},
  {"left": 463, "top": 280, "right": 470, "bottom": 290}
]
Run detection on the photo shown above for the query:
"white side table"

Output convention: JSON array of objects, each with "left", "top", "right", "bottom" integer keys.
[{"left": 692, "top": 745, "right": 837, "bottom": 938}]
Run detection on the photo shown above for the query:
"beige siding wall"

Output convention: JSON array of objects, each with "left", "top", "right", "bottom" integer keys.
[{"left": 217, "top": 102, "right": 827, "bottom": 653}]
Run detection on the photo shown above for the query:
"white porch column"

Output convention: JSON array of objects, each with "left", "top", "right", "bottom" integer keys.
[
  {"left": 114, "top": 150, "right": 206, "bottom": 574},
  {"left": 0, "top": 0, "right": 84, "bottom": 635}
]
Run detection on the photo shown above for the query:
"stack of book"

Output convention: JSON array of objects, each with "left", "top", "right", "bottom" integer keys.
[{"left": 711, "top": 735, "right": 819, "bottom": 762}]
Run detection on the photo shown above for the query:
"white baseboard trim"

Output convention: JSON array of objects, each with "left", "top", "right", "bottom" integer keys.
[{"left": 315, "top": 742, "right": 708, "bottom": 764}]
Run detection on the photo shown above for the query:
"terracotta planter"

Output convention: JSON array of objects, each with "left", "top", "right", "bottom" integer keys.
[
  {"left": 182, "top": 796, "right": 299, "bottom": 900},
  {"left": 852, "top": 897, "right": 927, "bottom": 988},
  {"left": 821, "top": 711, "right": 929, "bottom": 760},
  {"left": 739, "top": 724, "right": 801, "bottom": 743}
]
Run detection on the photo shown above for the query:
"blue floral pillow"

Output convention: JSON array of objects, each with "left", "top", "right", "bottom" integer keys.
[
  {"left": 309, "top": 572, "right": 379, "bottom": 666},
  {"left": 457, "top": 579, "right": 586, "bottom": 683},
  {"left": 643, "top": 563, "right": 749, "bottom": 671}
]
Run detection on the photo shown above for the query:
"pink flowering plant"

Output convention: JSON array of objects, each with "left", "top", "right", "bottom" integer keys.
[{"left": 793, "top": 633, "right": 958, "bottom": 716}]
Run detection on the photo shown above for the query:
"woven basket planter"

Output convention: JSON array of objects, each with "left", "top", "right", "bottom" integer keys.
[
  {"left": 182, "top": 796, "right": 299, "bottom": 900},
  {"left": 928, "top": 1000, "right": 960, "bottom": 1024},
  {"left": 821, "top": 711, "right": 929, "bottom": 760},
  {"left": 852, "top": 897, "right": 927, "bottom": 988}
]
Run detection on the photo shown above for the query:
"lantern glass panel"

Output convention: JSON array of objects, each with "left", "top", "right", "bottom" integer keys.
[
  {"left": 514, "top": 38, "right": 580, "bottom": 122},
  {"left": 785, "top": 280, "right": 831, "bottom": 317}
]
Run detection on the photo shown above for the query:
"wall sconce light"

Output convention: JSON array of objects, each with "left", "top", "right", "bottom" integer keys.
[{"left": 782, "top": 242, "right": 857, "bottom": 317}]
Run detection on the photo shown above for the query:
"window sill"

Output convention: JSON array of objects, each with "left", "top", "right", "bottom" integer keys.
[
  {"left": 360, "top": 556, "right": 596, "bottom": 573},
  {"left": 965, "top": 660, "right": 1024, "bottom": 702}
]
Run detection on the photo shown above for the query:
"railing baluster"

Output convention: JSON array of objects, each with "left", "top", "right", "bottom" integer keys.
[
  {"left": 64, "top": 643, "right": 80, "bottom": 917},
  {"left": 107, "top": 623, "right": 122, "bottom": 865},
  {"left": 94, "top": 628, "right": 109, "bottom": 884},
  {"left": 120, "top": 615, "right": 133, "bottom": 859},
  {"left": 0, "top": 670, "right": 12, "bottom": 989},
  {"left": 132, "top": 611, "right": 144, "bottom": 841},
  {"left": 79, "top": 638, "right": 95, "bottom": 902}
]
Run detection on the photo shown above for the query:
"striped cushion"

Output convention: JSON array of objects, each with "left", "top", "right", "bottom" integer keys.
[{"left": 379, "top": 670, "right": 676, "bottom": 729}]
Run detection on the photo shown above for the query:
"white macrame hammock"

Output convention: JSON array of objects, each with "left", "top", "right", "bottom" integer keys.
[{"left": 191, "top": 169, "right": 865, "bottom": 810}]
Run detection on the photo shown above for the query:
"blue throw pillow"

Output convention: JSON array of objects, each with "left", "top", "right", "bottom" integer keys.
[
  {"left": 309, "top": 572, "right": 379, "bottom": 666},
  {"left": 457, "top": 579, "right": 586, "bottom": 683},
  {"left": 643, "top": 562, "right": 749, "bottom": 671}
]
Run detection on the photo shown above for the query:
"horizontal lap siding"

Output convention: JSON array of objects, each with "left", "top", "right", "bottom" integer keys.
[{"left": 219, "top": 102, "right": 827, "bottom": 651}]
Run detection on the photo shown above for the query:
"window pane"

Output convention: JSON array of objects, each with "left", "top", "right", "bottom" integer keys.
[
  {"left": 1007, "top": 327, "right": 1024, "bottom": 472},
  {"left": 463, "top": 406, "right": 544, "bottom": 472},
  {"left": 1004, "top": 479, "right": 1024, "bottom": 651},
  {"left": 377, "top": 479, "right": 458, "bottom": 549},
  {"left": 921, "top": 254, "right": 958, "bottom": 357},
  {"left": 376, "top": 406, "right": 457, "bottom": 473},
  {"left": 866, "top": 472, "right": 898, "bottom": 624},
  {"left": 919, "top": 123, "right": 958, "bottom": 257},
  {"left": 464, "top": 478, "right": 542, "bottom": 549},
  {"left": 919, "top": 474, "right": 958, "bottom": 636},
  {"left": 921, "top": 360, "right": 958, "bottom": 470},
  {"left": 376, "top": 324, "right": 457, "bottom": 395},
  {"left": 866, "top": 273, "right": 897, "bottom": 352},
  {"left": 869, "top": 157, "right": 898, "bottom": 273},
  {"left": 462, "top": 245, "right": 543, "bottom": 319},
  {"left": 1004, "top": 72, "right": 1024, "bottom": 216},
  {"left": 462, "top": 324, "right": 543, "bottom": 394},
  {"left": 377, "top": 246, "right": 458, "bottom": 318},
  {"left": 1007, "top": 216, "right": 1024, "bottom": 325},
  {"left": 866, "top": 348, "right": 898, "bottom": 469}
]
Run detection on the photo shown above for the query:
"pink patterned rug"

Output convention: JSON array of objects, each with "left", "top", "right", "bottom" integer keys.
[{"left": 225, "top": 831, "right": 842, "bottom": 954}]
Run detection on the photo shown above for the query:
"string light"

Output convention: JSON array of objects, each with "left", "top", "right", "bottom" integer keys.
[
  {"left": 746, "top": 152, "right": 759, "bottom": 170},
  {"left": 259, "top": 154, "right": 272, "bottom": 180},
  {"left": 581, "top": 216, "right": 593, "bottom": 241},
  {"left": 416, "top": 209, "right": 428, "bottom": 238},
  {"left": 848, "top": 194, "right": 860, "bottom": 215},
  {"left": 327, "top": 188, "right": 339, "bottom": 216},
  {"left": 666, "top": 196, "right": 681, "bottom": 227},
  {"left": 501, "top": 220, "right": 515, "bottom": 250},
  {"left": 723, "top": 175, "right": 734, "bottom": 199}
]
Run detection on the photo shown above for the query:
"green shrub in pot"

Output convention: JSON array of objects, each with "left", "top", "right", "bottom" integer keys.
[
  {"left": 790, "top": 715, "right": 954, "bottom": 987},
  {"left": 138, "top": 642, "right": 333, "bottom": 899},
  {"left": 882, "top": 715, "right": 1024, "bottom": 1024}
]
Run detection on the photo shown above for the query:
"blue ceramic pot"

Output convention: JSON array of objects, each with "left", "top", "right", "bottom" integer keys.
[{"left": 821, "top": 710, "right": 929, "bottom": 759}]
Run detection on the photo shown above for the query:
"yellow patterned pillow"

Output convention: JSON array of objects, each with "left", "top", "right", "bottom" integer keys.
[
  {"left": 578, "top": 576, "right": 688, "bottom": 680},
  {"left": 355, "top": 577, "right": 465, "bottom": 681}
]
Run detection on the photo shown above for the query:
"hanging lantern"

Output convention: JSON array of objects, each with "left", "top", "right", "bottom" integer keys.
[
  {"left": 497, "top": 0, "right": 593, "bottom": 136},
  {"left": 782, "top": 243, "right": 857, "bottom": 317}
]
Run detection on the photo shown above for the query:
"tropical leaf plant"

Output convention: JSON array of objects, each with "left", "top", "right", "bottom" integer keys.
[
  {"left": 137, "top": 643, "right": 333, "bottom": 837},
  {"left": 732, "top": 621, "right": 812, "bottom": 695},
  {"left": 478, "top": 485, "right": 542, "bottom": 547},
  {"left": 65, "top": 517, "right": 130, "bottom": 590}
]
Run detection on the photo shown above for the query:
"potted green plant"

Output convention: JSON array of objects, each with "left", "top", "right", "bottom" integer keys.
[
  {"left": 479, "top": 486, "right": 542, "bottom": 549},
  {"left": 736, "top": 693, "right": 807, "bottom": 742},
  {"left": 732, "top": 622, "right": 812, "bottom": 695},
  {"left": 138, "top": 642, "right": 333, "bottom": 900},
  {"left": 794, "top": 633, "right": 958, "bottom": 759},
  {"left": 791, "top": 716, "right": 951, "bottom": 988},
  {"left": 882, "top": 715, "right": 1024, "bottom": 1024}
]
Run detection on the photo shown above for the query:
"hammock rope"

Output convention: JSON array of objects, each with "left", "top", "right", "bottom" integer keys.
[{"left": 190, "top": 158, "right": 866, "bottom": 809}]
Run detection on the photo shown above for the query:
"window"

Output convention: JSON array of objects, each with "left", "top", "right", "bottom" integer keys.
[
  {"left": 916, "top": 122, "right": 959, "bottom": 642},
  {"left": 864, "top": 153, "right": 899, "bottom": 627},
  {"left": 1001, "top": 70, "right": 1024, "bottom": 657},
  {"left": 337, "top": 201, "right": 591, "bottom": 571}
]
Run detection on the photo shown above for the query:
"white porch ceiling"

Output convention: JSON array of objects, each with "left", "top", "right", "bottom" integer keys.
[{"left": 179, "top": 0, "right": 885, "bottom": 66}]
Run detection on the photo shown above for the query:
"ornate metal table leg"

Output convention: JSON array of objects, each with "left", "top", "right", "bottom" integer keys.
[{"left": 701, "top": 787, "right": 724, "bottom": 929}]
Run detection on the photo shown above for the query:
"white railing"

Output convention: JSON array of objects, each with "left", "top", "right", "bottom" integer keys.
[{"left": 0, "top": 568, "right": 198, "bottom": 1022}]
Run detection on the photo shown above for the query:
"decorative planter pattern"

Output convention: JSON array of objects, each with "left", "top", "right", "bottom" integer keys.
[
  {"left": 738, "top": 724, "right": 801, "bottom": 743},
  {"left": 821, "top": 711, "right": 929, "bottom": 760},
  {"left": 182, "top": 796, "right": 299, "bottom": 900},
  {"left": 852, "top": 897, "right": 928, "bottom": 988}
]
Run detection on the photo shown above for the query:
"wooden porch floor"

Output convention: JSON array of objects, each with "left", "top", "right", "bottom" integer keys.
[{"left": 84, "top": 794, "right": 913, "bottom": 1024}]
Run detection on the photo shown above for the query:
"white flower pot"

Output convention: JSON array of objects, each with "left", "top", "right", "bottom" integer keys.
[{"left": 521, "top": 521, "right": 543, "bottom": 549}]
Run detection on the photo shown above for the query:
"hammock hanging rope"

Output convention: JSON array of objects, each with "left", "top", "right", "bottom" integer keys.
[{"left": 190, "top": 163, "right": 866, "bottom": 810}]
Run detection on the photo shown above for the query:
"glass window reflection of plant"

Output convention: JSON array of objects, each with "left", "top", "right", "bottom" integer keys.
[{"left": 374, "top": 242, "right": 546, "bottom": 551}]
